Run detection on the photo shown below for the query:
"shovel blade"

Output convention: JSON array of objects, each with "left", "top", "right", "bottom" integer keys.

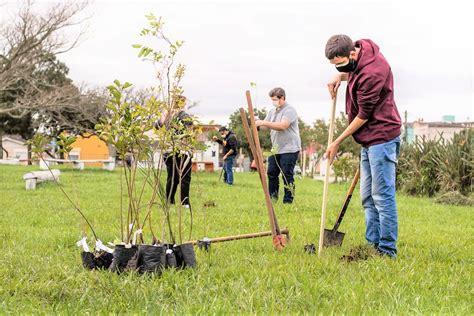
[{"left": 323, "top": 229, "right": 345, "bottom": 247}]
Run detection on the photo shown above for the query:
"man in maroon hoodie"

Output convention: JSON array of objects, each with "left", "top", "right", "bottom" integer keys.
[{"left": 324, "top": 35, "right": 402, "bottom": 257}]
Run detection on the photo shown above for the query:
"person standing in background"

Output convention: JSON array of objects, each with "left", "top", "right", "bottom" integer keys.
[
  {"left": 255, "top": 87, "right": 301, "bottom": 204},
  {"left": 213, "top": 126, "right": 238, "bottom": 185}
]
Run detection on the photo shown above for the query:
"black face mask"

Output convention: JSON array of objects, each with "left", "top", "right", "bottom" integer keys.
[{"left": 336, "top": 58, "right": 357, "bottom": 72}]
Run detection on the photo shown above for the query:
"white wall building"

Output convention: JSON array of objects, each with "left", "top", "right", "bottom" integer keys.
[
  {"left": 406, "top": 117, "right": 472, "bottom": 144},
  {"left": 148, "top": 124, "right": 223, "bottom": 171},
  {"left": 193, "top": 140, "right": 220, "bottom": 171},
  {"left": 1, "top": 135, "right": 28, "bottom": 164}
]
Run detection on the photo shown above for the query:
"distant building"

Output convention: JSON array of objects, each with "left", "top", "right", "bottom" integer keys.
[
  {"left": 68, "top": 134, "right": 111, "bottom": 162},
  {"left": 405, "top": 117, "right": 472, "bottom": 144},
  {"left": 148, "top": 124, "right": 223, "bottom": 172},
  {"left": 1, "top": 135, "right": 28, "bottom": 164},
  {"left": 301, "top": 142, "right": 323, "bottom": 175},
  {"left": 192, "top": 124, "right": 222, "bottom": 172},
  {"left": 1, "top": 134, "right": 112, "bottom": 166},
  {"left": 1, "top": 125, "right": 230, "bottom": 171}
]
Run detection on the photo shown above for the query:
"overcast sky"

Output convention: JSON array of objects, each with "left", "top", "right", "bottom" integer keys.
[{"left": 2, "top": 0, "right": 473, "bottom": 125}]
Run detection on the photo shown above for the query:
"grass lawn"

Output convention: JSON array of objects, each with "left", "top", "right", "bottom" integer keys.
[{"left": 0, "top": 165, "right": 472, "bottom": 314}]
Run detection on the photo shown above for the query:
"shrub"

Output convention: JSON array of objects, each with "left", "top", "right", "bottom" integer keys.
[
  {"left": 397, "top": 128, "right": 473, "bottom": 198},
  {"left": 432, "top": 128, "right": 473, "bottom": 195},
  {"left": 333, "top": 152, "right": 358, "bottom": 182},
  {"left": 397, "top": 136, "right": 441, "bottom": 196}
]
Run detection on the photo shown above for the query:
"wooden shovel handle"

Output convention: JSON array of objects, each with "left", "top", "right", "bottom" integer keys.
[
  {"left": 327, "top": 97, "right": 337, "bottom": 146},
  {"left": 318, "top": 95, "right": 338, "bottom": 256},
  {"left": 190, "top": 228, "right": 290, "bottom": 245},
  {"left": 332, "top": 168, "right": 360, "bottom": 232},
  {"left": 347, "top": 167, "right": 361, "bottom": 195}
]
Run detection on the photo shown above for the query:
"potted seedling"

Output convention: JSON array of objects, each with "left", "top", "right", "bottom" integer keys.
[
  {"left": 96, "top": 14, "right": 204, "bottom": 273},
  {"left": 96, "top": 80, "right": 160, "bottom": 273}
]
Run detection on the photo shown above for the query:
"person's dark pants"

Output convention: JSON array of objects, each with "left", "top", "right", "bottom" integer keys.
[
  {"left": 164, "top": 153, "right": 192, "bottom": 205},
  {"left": 267, "top": 151, "right": 299, "bottom": 203},
  {"left": 223, "top": 155, "right": 235, "bottom": 185}
]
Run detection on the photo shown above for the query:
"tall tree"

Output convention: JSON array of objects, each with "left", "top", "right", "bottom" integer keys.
[
  {"left": 298, "top": 117, "right": 313, "bottom": 150},
  {"left": 0, "top": 1, "right": 104, "bottom": 159},
  {"left": 311, "top": 111, "right": 360, "bottom": 158}
]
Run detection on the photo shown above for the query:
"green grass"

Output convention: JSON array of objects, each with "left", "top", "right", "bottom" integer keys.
[{"left": 0, "top": 165, "right": 472, "bottom": 314}]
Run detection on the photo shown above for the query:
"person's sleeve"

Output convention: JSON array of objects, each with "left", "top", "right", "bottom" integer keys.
[
  {"left": 282, "top": 107, "right": 297, "bottom": 123},
  {"left": 356, "top": 71, "right": 386, "bottom": 120},
  {"left": 216, "top": 139, "right": 223, "bottom": 145},
  {"left": 228, "top": 136, "right": 237, "bottom": 150}
]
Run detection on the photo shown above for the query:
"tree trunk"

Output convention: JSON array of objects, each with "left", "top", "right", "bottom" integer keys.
[
  {"left": 0, "top": 129, "right": 3, "bottom": 159},
  {"left": 27, "top": 143, "right": 32, "bottom": 165}
]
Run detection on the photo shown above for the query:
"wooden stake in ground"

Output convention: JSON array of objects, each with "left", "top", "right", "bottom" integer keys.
[
  {"left": 239, "top": 90, "right": 287, "bottom": 251},
  {"left": 318, "top": 95, "right": 338, "bottom": 256}
]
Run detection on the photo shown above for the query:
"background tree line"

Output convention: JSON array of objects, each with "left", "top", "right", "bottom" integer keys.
[{"left": 0, "top": 1, "right": 106, "bottom": 161}]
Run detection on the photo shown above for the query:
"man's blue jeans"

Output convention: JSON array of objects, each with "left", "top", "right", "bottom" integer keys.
[
  {"left": 267, "top": 151, "right": 299, "bottom": 203},
  {"left": 360, "top": 137, "right": 400, "bottom": 257},
  {"left": 223, "top": 155, "right": 235, "bottom": 185}
]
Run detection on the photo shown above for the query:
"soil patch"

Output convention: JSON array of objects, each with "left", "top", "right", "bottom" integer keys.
[
  {"left": 340, "top": 245, "right": 379, "bottom": 262},
  {"left": 203, "top": 200, "right": 217, "bottom": 208}
]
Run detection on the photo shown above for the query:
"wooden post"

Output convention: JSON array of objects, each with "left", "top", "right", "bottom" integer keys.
[
  {"left": 243, "top": 92, "right": 281, "bottom": 236},
  {"left": 0, "top": 129, "right": 3, "bottom": 159},
  {"left": 404, "top": 110, "right": 408, "bottom": 143},
  {"left": 240, "top": 107, "right": 278, "bottom": 236},
  {"left": 240, "top": 91, "right": 286, "bottom": 250}
]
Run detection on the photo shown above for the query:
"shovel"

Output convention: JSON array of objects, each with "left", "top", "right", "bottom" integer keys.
[
  {"left": 323, "top": 168, "right": 360, "bottom": 247},
  {"left": 218, "top": 167, "right": 224, "bottom": 183},
  {"left": 316, "top": 94, "right": 337, "bottom": 256}
]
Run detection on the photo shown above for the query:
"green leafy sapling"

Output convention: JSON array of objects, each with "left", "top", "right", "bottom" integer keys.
[{"left": 27, "top": 132, "right": 100, "bottom": 250}]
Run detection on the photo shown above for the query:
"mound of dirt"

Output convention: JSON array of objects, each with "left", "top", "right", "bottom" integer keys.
[{"left": 340, "top": 245, "right": 379, "bottom": 262}]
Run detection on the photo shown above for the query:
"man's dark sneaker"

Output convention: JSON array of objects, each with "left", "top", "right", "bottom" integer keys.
[{"left": 376, "top": 248, "right": 396, "bottom": 258}]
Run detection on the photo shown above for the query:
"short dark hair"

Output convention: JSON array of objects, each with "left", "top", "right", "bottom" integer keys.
[
  {"left": 325, "top": 34, "right": 355, "bottom": 59},
  {"left": 218, "top": 126, "right": 228, "bottom": 132},
  {"left": 269, "top": 87, "right": 286, "bottom": 99},
  {"left": 175, "top": 111, "right": 193, "bottom": 127}
]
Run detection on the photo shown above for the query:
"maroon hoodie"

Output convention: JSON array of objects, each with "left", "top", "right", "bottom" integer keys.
[{"left": 346, "top": 39, "right": 401, "bottom": 147}]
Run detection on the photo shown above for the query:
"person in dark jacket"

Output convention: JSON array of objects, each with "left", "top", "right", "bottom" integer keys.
[
  {"left": 156, "top": 96, "right": 194, "bottom": 207},
  {"left": 213, "top": 126, "right": 238, "bottom": 185},
  {"left": 324, "top": 35, "right": 402, "bottom": 257},
  {"left": 163, "top": 110, "right": 193, "bottom": 207}
]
